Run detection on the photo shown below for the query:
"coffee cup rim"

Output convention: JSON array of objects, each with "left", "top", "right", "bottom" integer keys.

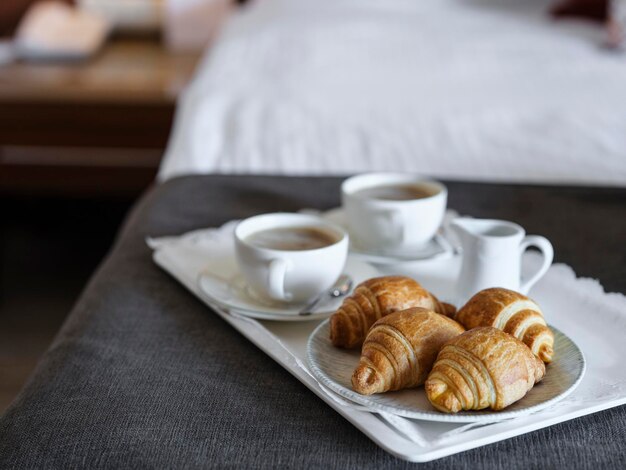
[
  {"left": 341, "top": 173, "right": 447, "bottom": 203},
  {"left": 235, "top": 212, "right": 348, "bottom": 254}
]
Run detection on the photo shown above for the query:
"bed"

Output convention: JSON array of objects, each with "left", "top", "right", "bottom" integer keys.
[
  {"left": 2, "top": 4, "right": 625, "bottom": 463},
  {"left": 158, "top": 0, "right": 626, "bottom": 186}
]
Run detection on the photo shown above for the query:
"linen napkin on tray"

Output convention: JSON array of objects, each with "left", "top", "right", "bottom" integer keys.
[{"left": 148, "top": 218, "right": 626, "bottom": 449}]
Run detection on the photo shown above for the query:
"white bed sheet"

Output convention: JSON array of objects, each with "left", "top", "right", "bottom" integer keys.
[{"left": 159, "top": 0, "right": 626, "bottom": 186}]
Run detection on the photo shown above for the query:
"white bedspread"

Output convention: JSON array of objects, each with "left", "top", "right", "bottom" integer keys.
[{"left": 159, "top": 0, "right": 626, "bottom": 186}]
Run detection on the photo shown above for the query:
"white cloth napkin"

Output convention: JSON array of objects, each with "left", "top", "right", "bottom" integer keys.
[{"left": 148, "top": 218, "right": 626, "bottom": 447}]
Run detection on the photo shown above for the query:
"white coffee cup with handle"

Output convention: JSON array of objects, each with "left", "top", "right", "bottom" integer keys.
[
  {"left": 235, "top": 213, "right": 349, "bottom": 303},
  {"left": 342, "top": 173, "right": 447, "bottom": 255}
]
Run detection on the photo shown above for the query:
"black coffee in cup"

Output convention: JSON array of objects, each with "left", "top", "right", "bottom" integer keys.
[
  {"left": 353, "top": 183, "right": 436, "bottom": 201},
  {"left": 245, "top": 226, "right": 338, "bottom": 251}
]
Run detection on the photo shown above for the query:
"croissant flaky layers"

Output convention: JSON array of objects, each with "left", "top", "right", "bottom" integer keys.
[
  {"left": 455, "top": 288, "right": 554, "bottom": 363},
  {"left": 351, "top": 308, "right": 465, "bottom": 395},
  {"left": 426, "top": 327, "right": 545, "bottom": 413},
  {"left": 330, "top": 276, "right": 456, "bottom": 349}
]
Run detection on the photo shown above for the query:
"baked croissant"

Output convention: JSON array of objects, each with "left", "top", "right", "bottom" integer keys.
[
  {"left": 425, "top": 327, "right": 545, "bottom": 413},
  {"left": 352, "top": 308, "right": 465, "bottom": 395},
  {"left": 454, "top": 288, "right": 554, "bottom": 363},
  {"left": 330, "top": 276, "right": 456, "bottom": 349}
]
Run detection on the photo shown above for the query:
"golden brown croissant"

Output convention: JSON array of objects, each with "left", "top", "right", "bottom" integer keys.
[
  {"left": 454, "top": 288, "right": 554, "bottom": 363},
  {"left": 330, "top": 276, "right": 456, "bottom": 349},
  {"left": 352, "top": 308, "right": 465, "bottom": 395},
  {"left": 425, "top": 327, "right": 545, "bottom": 413}
]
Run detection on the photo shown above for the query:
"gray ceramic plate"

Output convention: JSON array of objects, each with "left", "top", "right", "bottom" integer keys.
[{"left": 307, "top": 320, "right": 586, "bottom": 423}]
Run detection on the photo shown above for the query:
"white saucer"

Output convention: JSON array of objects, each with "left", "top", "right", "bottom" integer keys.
[
  {"left": 197, "top": 256, "right": 379, "bottom": 321},
  {"left": 321, "top": 208, "right": 455, "bottom": 264}
]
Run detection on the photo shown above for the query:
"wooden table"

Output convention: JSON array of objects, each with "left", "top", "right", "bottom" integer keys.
[{"left": 0, "top": 39, "right": 200, "bottom": 196}]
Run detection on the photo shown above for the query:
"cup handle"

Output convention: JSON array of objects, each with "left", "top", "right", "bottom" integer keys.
[
  {"left": 267, "top": 258, "right": 291, "bottom": 302},
  {"left": 381, "top": 210, "right": 404, "bottom": 245},
  {"left": 519, "top": 235, "right": 554, "bottom": 294}
]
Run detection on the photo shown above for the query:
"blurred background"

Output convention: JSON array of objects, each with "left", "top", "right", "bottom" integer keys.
[
  {"left": 0, "top": 0, "right": 238, "bottom": 413},
  {"left": 0, "top": 0, "right": 621, "bottom": 413}
]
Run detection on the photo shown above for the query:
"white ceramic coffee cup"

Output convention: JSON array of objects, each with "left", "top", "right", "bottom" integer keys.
[
  {"left": 234, "top": 213, "right": 349, "bottom": 303},
  {"left": 342, "top": 173, "right": 447, "bottom": 254}
]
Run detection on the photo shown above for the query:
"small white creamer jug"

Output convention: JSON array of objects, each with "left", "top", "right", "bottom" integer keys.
[{"left": 451, "top": 218, "right": 554, "bottom": 305}]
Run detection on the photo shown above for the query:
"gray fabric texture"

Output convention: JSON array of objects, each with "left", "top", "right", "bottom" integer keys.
[{"left": 1, "top": 175, "right": 625, "bottom": 469}]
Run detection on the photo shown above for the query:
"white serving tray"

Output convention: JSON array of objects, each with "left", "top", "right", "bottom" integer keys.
[{"left": 152, "top": 237, "right": 626, "bottom": 462}]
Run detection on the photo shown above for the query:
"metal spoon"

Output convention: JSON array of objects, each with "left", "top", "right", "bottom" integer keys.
[{"left": 299, "top": 275, "right": 353, "bottom": 316}]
